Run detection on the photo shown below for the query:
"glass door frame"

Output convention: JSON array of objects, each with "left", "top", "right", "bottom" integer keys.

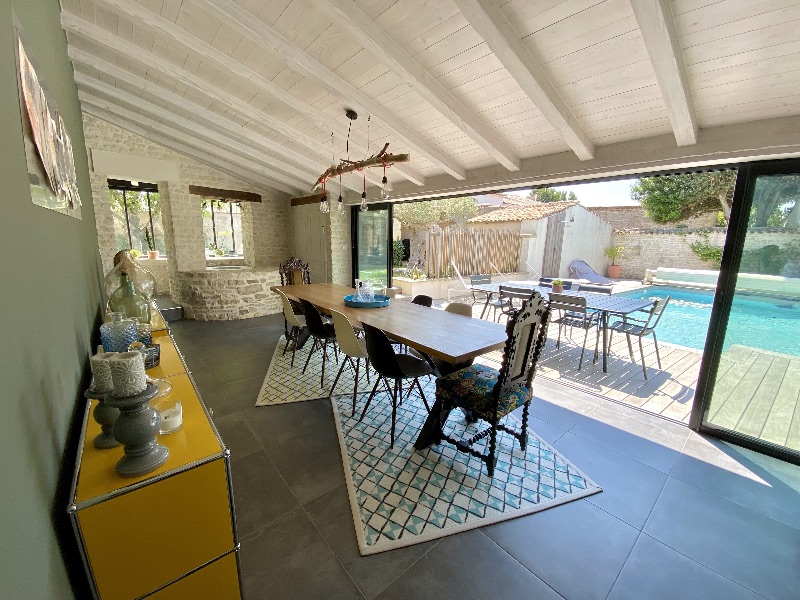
[
  {"left": 691, "top": 158, "right": 800, "bottom": 465},
  {"left": 350, "top": 202, "right": 394, "bottom": 288}
]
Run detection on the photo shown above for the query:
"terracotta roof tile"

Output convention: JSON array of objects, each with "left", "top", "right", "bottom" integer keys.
[{"left": 468, "top": 202, "right": 576, "bottom": 223}]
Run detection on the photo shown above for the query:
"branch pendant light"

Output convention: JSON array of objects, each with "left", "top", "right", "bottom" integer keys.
[{"left": 312, "top": 110, "right": 411, "bottom": 212}]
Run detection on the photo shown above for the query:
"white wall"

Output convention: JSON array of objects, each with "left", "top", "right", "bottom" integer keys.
[
  {"left": 519, "top": 218, "right": 548, "bottom": 277},
  {"left": 559, "top": 205, "right": 613, "bottom": 278}
]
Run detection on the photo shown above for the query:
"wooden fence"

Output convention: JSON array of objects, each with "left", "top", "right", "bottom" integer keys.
[{"left": 424, "top": 226, "right": 520, "bottom": 278}]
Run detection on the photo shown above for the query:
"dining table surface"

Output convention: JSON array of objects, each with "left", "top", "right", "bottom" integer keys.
[
  {"left": 271, "top": 283, "right": 509, "bottom": 364},
  {"left": 470, "top": 281, "right": 654, "bottom": 372}
]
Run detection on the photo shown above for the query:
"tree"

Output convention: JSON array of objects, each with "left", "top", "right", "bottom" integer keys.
[
  {"left": 529, "top": 188, "right": 577, "bottom": 203},
  {"left": 393, "top": 196, "right": 478, "bottom": 229},
  {"left": 632, "top": 171, "right": 735, "bottom": 224},
  {"left": 749, "top": 175, "right": 800, "bottom": 227}
]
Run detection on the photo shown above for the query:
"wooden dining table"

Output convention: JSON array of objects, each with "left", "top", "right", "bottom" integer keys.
[{"left": 271, "top": 283, "right": 508, "bottom": 364}]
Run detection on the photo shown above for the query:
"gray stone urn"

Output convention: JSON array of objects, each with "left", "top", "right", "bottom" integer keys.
[
  {"left": 105, "top": 382, "right": 169, "bottom": 477},
  {"left": 85, "top": 388, "right": 121, "bottom": 449}
]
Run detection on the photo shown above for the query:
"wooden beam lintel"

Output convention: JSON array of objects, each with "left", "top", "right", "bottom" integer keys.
[{"left": 189, "top": 185, "right": 261, "bottom": 203}]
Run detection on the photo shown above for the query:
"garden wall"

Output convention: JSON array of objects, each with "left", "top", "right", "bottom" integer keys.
[
  {"left": 613, "top": 227, "right": 800, "bottom": 280},
  {"left": 588, "top": 206, "right": 717, "bottom": 230}
]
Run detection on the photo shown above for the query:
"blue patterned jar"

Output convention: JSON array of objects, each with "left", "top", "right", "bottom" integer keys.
[{"left": 100, "top": 313, "right": 138, "bottom": 353}]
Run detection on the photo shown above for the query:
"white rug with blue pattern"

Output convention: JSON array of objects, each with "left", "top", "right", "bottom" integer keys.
[{"left": 332, "top": 384, "right": 602, "bottom": 555}]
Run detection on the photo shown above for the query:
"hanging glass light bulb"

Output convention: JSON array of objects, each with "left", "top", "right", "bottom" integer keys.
[
  {"left": 360, "top": 171, "right": 368, "bottom": 211},
  {"left": 380, "top": 164, "right": 390, "bottom": 200},
  {"left": 337, "top": 174, "right": 344, "bottom": 213},
  {"left": 319, "top": 190, "right": 330, "bottom": 213}
]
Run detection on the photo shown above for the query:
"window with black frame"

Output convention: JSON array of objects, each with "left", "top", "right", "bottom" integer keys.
[
  {"left": 108, "top": 179, "right": 166, "bottom": 256},
  {"left": 202, "top": 200, "right": 244, "bottom": 257}
]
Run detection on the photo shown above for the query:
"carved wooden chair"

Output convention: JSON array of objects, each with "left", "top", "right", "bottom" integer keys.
[{"left": 430, "top": 293, "right": 551, "bottom": 476}]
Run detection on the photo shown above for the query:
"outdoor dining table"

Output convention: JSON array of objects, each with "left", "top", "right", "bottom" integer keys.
[
  {"left": 471, "top": 281, "right": 654, "bottom": 373},
  {"left": 270, "top": 283, "right": 508, "bottom": 363}
]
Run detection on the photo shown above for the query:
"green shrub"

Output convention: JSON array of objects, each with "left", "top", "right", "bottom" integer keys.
[{"left": 392, "top": 240, "right": 404, "bottom": 267}]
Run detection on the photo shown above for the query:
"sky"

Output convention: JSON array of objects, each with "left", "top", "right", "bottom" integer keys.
[{"left": 507, "top": 179, "right": 640, "bottom": 207}]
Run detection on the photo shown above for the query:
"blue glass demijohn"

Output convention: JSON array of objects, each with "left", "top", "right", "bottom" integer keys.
[{"left": 100, "top": 312, "right": 138, "bottom": 353}]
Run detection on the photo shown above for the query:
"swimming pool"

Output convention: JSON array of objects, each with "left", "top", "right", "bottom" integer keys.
[{"left": 614, "top": 286, "right": 800, "bottom": 356}]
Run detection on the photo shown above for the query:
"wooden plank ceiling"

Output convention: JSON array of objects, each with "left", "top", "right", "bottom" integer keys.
[{"left": 60, "top": 0, "right": 800, "bottom": 199}]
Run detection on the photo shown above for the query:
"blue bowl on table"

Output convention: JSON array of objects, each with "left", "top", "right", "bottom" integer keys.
[{"left": 343, "top": 294, "right": 391, "bottom": 308}]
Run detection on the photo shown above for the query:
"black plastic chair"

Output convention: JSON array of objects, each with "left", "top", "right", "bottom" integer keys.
[
  {"left": 360, "top": 323, "right": 434, "bottom": 447},
  {"left": 411, "top": 294, "right": 433, "bottom": 307},
  {"left": 299, "top": 299, "right": 338, "bottom": 388}
]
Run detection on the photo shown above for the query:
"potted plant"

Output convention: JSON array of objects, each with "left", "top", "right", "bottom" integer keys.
[
  {"left": 605, "top": 245, "right": 624, "bottom": 278},
  {"left": 144, "top": 229, "right": 159, "bottom": 260},
  {"left": 551, "top": 279, "right": 564, "bottom": 293}
]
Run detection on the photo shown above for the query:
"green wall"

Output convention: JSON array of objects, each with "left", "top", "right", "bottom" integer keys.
[{"left": 0, "top": 0, "right": 100, "bottom": 598}]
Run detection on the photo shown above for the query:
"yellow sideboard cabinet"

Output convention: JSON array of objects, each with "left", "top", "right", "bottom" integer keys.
[{"left": 68, "top": 330, "right": 242, "bottom": 600}]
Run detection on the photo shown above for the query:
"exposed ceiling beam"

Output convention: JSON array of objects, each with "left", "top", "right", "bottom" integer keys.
[
  {"left": 77, "top": 81, "right": 307, "bottom": 193},
  {"left": 81, "top": 105, "right": 290, "bottom": 195},
  {"left": 181, "top": 0, "right": 464, "bottom": 179},
  {"left": 313, "top": 0, "right": 520, "bottom": 172},
  {"left": 69, "top": 49, "right": 365, "bottom": 193},
  {"left": 60, "top": 11, "right": 421, "bottom": 188},
  {"left": 453, "top": 0, "right": 595, "bottom": 161},
  {"left": 630, "top": 0, "right": 698, "bottom": 146},
  {"left": 79, "top": 91, "right": 305, "bottom": 195}
]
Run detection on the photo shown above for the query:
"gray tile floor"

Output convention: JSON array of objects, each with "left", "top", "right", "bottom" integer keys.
[{"left": 170, "top": 314, "right": 800, "bottom": 600}]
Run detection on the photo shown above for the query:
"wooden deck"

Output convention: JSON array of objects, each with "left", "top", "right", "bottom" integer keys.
[{"left": 707, "top": 345, "right": 800, "bottom": 451}]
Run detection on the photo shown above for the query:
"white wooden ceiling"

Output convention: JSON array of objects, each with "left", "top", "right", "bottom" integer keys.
[{"left": 60, "top": 0, "right": 800, "bottom": 199}]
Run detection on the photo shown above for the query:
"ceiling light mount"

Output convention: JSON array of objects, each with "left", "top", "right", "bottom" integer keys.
[{"left": 345, "top": 109, "right": 358, "bottom": 121}]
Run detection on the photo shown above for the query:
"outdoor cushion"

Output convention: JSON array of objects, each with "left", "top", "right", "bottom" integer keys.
[{"left": 436, "top": 363, "right": 531, "bottom": 421}]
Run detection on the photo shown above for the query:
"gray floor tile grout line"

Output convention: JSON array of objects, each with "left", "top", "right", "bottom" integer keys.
[
  {"left": 299, "top": 500, "right": 370, "bottom": 600},
  {"left": 635, "top": 531, "right": 773, "bottom": 600},
  {"left": 477, "top": 528, "right": 567, "bottom": 600}
]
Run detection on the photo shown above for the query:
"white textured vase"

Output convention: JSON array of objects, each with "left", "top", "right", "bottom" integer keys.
[
  {"left": 89, "top": 352, "right": 117, "bottom": 393},
  {"left": 109, "top": 351, "right": 147, "bottom": 397}
]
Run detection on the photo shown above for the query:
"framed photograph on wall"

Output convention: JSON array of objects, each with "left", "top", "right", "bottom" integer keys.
[{"left": 14, "top": 23, "right": 81, "bottom": 219}]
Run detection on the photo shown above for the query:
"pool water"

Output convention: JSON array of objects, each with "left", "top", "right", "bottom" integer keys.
[{"left": 615, "top": 286, "right": 800, "bottom": 356}]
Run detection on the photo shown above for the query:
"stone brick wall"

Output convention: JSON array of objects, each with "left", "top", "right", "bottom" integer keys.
[
  {"left": 588, "top": 206, "right": 717, "bottom": 230},
  {"left": 613, "top": 228, "right": 800, "bottom": 279},
  {"left": 172, "top": 267, "right": 282, "bottom": 320},
  {"left": 328, "top": 206, "right": 351, "bottom": 285},
  {"left": 82, "top": 114, "right": 294, "bottom": 318}
]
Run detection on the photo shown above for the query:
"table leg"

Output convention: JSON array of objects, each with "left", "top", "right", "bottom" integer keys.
[
  {"left": 602, "top": 311, "right": 609, "bottom": 373},
  {"left": 414, "top": 398, "right": 451, "bottom": 450},
  {"left": 479, "top": 293, "right": 493, "bottom": 320}
]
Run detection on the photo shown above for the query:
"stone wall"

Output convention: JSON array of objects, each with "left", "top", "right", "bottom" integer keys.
[
  {"left": 83, "top": 114, "right": 294, "bottom": 318},
  {"left": 613, "top": 227, "right": 800, "bottom": 279},
  {"left": 172, "top": 268, "right": 282, "bottom": 320},
  {"left": 588, "top": 206, "right": 717, "bottom": 230},
  {"left": 328, "top": 206, "right": 351, "bottom": 285},
  {"left": 137, "top": 257, "right": 170, "bottom": 294}
]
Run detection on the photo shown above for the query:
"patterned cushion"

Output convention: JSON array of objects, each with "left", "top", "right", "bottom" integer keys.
[{"left": 436, "top": 364, "right": 531, "bottom": 421}]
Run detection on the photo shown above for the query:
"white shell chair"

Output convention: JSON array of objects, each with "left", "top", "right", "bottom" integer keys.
[
  {"left": 329, "top": 310, "right": 371, "bottom": 416},
  {"left": 277, "top": 290, "right": 306, "bottom": 368}
]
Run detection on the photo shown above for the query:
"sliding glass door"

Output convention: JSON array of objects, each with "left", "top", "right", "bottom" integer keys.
[
  {"left": 352, "top": 203, "right": 392, "bottom": 288},
  {"left": 693, "top": 160, "right": 800, "bottom": 462}
]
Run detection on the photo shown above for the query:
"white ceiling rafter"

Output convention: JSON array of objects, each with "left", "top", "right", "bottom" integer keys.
[
  {"left": 60, "top": 11, "right": 421, "bottom": 190},
  {"left": 83, "top": 104, "right": 285, "bottom": 194},
  {"left": 313, "top": 0, "right": 520, "bottom": 172},
  {"left": 69, "top": 48, "right": 366, "bottom": 193},
  {"left": 630, "top": 0, "right": 698, "bottom": 147},
  {"left": 75, "top": 73, "right": 315, "bottom": 191},
  {"left": 183, "top": 0, "right": 466, "bottom": 180},
  {"left": 452, "top": 0, "right": 595, "bottom": 161},
  {"left": 78, "top": 90, "right": 305, "bottom": 195}
]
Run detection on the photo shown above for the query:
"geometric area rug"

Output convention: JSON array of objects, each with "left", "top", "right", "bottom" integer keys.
[
  {"left": 332, "top": 388, "right": 602, "bottom": 555},
  {"left": 255, "top": 335, "right": 602, "bottom": 555},
  {"left": 256, "top": 335, "right": 376, "bottom": 406}
]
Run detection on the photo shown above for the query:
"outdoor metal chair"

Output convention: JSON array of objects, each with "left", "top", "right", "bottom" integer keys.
[
  {"left": 469, "top": 274, "right": 492, "bottom": 305},
  {"left": 429, "top": 293, "right": 551, "bottom": 476},
  {"left": 609, "top": 296, "right": 671, "bottom": 379},
  {"left": 549, "top": 293, "right": 601, "bottom": 370},
  {"left": 488, "top": 284, "right": 535, "bottom": 322}
]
